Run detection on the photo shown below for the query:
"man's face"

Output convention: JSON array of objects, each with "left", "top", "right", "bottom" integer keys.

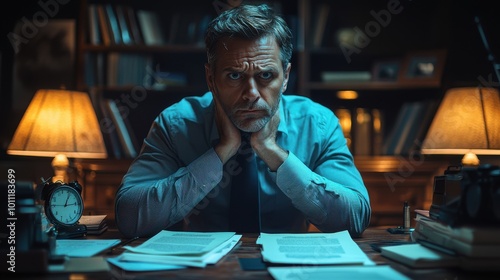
[{"left": 206, "top": 36, "right": 291, "bottom": 132}]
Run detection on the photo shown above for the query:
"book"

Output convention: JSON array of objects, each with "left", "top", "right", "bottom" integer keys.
[
  {"left": 98, "top": 94, "right": 123, "bottom": 159},
  {"left": 371, "top": 109, "right": 384, "bottom": 155},
  {"left": 381, "top": 243, "right": 458, "bottom": 268},
  {"left": 415, "top": 217, "right": 500, "bottom": 245},
  {"left": 413, "top": 217, "right": 500, "bottom": 258},
  {"left": 104, "top": 4, "right": 122, "bottom": 45},
  {"left": 79, "top": 215, "right": 108, "bottom": 235},
  {"left": 114, "top": 5, "right": 132, "bottom": 45},
  {"left": 334, "top": 108, "right": 352, "bottom": 151},
  {"left": 409, "top": 99, "right": 439, "bottom": 153},
  {"left": 392, "top": 101, "right": 425, "bottom": 155},
  {"left": 382, "top": 102, "right": 412, "bottom": 155},
  {"left": 312, "top": 3, "right": 330, "bottom": 48},
  {"left": 87, "top": 4, "right": 101, "bottom": 45},
  {"left": 105, "top": 99, "right": 138, "bottom": 158},
  {"left": 321, "top": 71, "right": 372, "bottom": 82},
  {"left": 95, "top": 4, "right": 112, "bottom": 46},
  {"left": 123, "top": 5, "right": 143, "bottom": 45},
  {"left": 414, "top": 209, "right": 430, "bottom": 221},
  {"left": 353, "top": 108, "right": 372, "bottom": 155},
  {"left": 136, "top": 10, "right": 166, "bottom": 45},
  {"left": 412, "top": 225, "right": 500, "bottom": 258}
]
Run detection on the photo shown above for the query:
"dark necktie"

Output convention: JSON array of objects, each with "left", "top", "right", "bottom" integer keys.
[{"left": 229, "top": 133, "right": 260, "bottom": 233}]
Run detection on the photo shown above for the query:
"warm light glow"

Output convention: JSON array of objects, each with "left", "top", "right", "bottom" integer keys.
[
  {"left": 421, "top": 87, "right": 500, "bottom": 158},
  {"left": 337, "top": 90, "right": 358, "bottom": 100},
  {"left": 335, "top": 109, "right": 352, "bottom": 149},
  {"left": 7, "top": 89, "right": 107, "bottom": 159},
  {"left": 462, "top": 151, "right": 480, "bottom": 166}
]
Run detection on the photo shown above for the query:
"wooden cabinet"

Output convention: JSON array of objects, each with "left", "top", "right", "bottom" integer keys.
[
  {"left": 73, "top": 157, "right": 452, "bottom": 227},
  {"left": 74, "top": 159, "right": 133, "bottom": 226},
  {"left": 355, "top": 156, "right": 448, "bottom": 227}
]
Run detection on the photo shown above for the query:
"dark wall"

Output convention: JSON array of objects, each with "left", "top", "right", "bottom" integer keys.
[{"left": 0, "top": 0, "right": 79, "bottom": 155}]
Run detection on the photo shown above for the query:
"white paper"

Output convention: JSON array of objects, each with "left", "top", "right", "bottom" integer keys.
[
  {"left": 120, "top": 233, "right": 241, "bottom": 268},
  {"left": 268, "top": 265, "right": 410, "bottom": 280},
  {"left": 56, "top": 239, "right": 120, "bottom": 257},
  {"left": 258, "top": 230, "right": 374, "bottom": 265},
  {"left": 123, "top": 230, "right": 235, "bottom": 255},
  {"left": 107, "top": 256, "right": 186, "bottom": 271}
]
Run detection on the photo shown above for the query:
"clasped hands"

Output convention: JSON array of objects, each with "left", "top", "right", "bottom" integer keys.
[{"left": 213, "top": 98, "right": 287, "bottom": 171}]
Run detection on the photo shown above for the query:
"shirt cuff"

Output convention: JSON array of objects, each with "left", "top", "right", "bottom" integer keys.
[
  {"left": 187, "top": 148, "right": 223, "bottom": 190},
  {"left": 276, "top": 152, "right": 315, "bottom": 197}
]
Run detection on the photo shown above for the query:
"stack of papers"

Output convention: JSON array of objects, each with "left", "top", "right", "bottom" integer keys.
[
  {"left": 259, "top": 230, "right": 411, "bottom": 280},
  {"left": 79, "top": 215, "right": 108, "bottom": 235},
  {"left": 115, "top": 230, "right": 241, "bottom": 268},
  {"left": 257, "top": 230, "right": 374, "bottom": 265}
]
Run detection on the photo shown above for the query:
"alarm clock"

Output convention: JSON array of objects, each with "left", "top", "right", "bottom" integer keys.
[{"left": 41, "top": 179, "right": 87, "bottom": 238}]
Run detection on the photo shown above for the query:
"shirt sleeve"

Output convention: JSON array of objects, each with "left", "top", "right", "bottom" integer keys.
[
  {"left": 274, "top": 116, "right": 371, "bottom": 237},
  {"left": 115, "top": 116, "right": 223, "bottom": 238}
]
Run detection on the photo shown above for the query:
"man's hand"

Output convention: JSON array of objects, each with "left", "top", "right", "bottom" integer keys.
[
  {"left": 213, "top": 96, "right": 241, "bottom": 164},
  {"left": 251, "top": 107, "right": 288, "bottom": 171}
]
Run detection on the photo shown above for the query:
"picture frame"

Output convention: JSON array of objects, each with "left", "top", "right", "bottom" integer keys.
[
  {"left": 398, "top": 49, "right": 447, "bottom": 87},
  {"left": 372, "top": 59, "right": 401, "bottom": 82}
]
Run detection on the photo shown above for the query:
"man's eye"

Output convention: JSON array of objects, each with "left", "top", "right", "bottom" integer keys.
[
  {"left": 228, "top": 73, "right": 241, "bottom": 80},
  {"left": 260, "top": 72, "right": 273, "bottom": 80}
]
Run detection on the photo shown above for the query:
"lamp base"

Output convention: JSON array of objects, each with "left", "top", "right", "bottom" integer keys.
[
  {"left": 51, "top": 154, "right": 69, "bottom": 182},
  {"left": 462, "top": 152, "right": 480, "bottom": 166}
]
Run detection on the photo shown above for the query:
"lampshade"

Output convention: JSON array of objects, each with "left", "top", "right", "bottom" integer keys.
[
  {"left": 7, "top": 89, "right": 107, "bottom": 159},
  {"left": 421, "top": 87, "right": 500, "bottom": 164}
]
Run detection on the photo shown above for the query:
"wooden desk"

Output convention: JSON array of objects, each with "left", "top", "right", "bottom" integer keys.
[{"left": 34, "top": 227, "right": 496, "bottom": 279}]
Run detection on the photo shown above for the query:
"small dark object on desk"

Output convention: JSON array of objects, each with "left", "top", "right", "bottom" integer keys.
[
  {"left": 107, "top": 236, "right": 139, "bottom": 255},
  {"left": 238, "top": 258, "right": 267, "bottom": 271},
  {"left": 387, "top": 226, "right": 414, "bottom": 234},
  {"left": 388, "top": 201, "right": 414, "bottom": 234}
]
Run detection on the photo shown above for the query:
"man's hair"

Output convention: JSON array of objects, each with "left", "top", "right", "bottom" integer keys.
[{"left": 205, "top": 4, "right": 293, "bottom": 70}]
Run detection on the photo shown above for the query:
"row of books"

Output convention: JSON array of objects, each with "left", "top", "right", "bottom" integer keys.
[
  {"left": 89, "top": 88, "right": 141, "bottom": 159},
  {"left": 335, "top": 108, "right": 384, "bottom": 156},
  {"left": 335, "top": 100, "right": 436, "bottom": 156},
  {"left": 382, "top": 100, "right": 438, "bottom": 155},
  {"left": 381, "top": 209, "right": 500, "bottom": 270},
  {"left": 89, "top": 88, "right": 191, "bottom": 159},
  {"left": 87, "top": 3, "right": 214, "bottom": 46},
  {"left": 78, "top": 215, "right": 109, "bottom": 235},
  {"left": 84, "top": 52, "right": 155, "bottom": 88}
]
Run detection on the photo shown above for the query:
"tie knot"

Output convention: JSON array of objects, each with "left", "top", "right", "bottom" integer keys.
[{"left": 241, "top": 132, "right": 251, "bottom": 142}]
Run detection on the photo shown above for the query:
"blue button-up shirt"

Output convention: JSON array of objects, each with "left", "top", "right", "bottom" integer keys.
[{"left": 115, "top": 92, "right": 371, "bottom": 238}]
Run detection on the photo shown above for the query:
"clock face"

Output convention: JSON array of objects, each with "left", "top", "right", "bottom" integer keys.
[{"left": 46, "top": 185, "right": 84, "bottom": 226}]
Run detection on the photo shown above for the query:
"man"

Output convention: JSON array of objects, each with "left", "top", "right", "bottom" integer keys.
[{"left": 115, "top": 4, "right": 371, "bottom": 238}]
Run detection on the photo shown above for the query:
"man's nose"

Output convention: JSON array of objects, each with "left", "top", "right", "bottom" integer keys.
[{"left": 242, "top": 78, "right": 260, "bottom": 102}]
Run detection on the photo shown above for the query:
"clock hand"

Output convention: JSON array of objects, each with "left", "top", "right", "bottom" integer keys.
[{"left": 64, "top": 193, "right": 70, "bottom": 207}]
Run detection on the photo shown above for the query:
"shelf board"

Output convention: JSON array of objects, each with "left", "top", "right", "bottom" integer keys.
[
  {"left": 82, "top": 44, "right": 206, "bottom": 53},
  {"left": 307, "top": 81, "right": 441, "bottom": 91}
]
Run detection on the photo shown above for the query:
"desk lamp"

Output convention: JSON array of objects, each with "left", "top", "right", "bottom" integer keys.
[
  {"left": 421, "top": 87, "right": 500, "bottom": 165},
  {"left": 7, "top": 89, "right": 107, "bottom": 182}
]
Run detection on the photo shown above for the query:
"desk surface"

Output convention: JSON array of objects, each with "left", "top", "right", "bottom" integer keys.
[{"left": 32, "top": 227, "right": 495, "bottom": 279}]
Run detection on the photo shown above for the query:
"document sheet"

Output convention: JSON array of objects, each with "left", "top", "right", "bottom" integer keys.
[
  {"left": 257, "top": 230, "right": 374, "bottom": 265},
  {"left": 268, "top": 265, "right": 410, "bottom": 280},
  {"left": 55, "top": 239, "right": 121, "bottom": 257},
  {"left": 118, "top": 230, "right": 241, "bottom": 268}
]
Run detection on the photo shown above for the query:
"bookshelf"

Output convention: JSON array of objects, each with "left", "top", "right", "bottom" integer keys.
[{"left": 68, "top": 0, "right": 475, "bottom": 226}]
